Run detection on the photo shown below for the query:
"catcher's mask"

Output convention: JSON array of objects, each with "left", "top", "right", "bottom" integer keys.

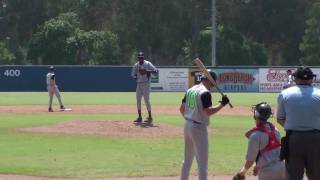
[{"left": 251, "top": 102, "right": 272, "bottom": 122}]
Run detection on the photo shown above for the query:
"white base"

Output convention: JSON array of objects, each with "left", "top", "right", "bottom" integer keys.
[{"left": 60, "top": 108, "right": 72, "bottom": 112}]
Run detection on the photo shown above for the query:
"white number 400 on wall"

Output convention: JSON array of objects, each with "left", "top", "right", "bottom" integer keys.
[{"left": 4, "top": 69, "right": 21, "bottom": 77}]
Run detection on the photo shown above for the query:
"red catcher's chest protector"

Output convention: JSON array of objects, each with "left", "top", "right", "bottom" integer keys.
[{"left": 245, "top": 122, "right": 281, "bottom": 154}]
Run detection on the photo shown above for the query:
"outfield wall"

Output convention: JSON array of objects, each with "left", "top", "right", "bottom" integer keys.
[
  {"left": 1, "top": 66, "right": 320, "bottom": 92},
  {"left": 0, "top": 66, "right": 136, "bottom": 92}
]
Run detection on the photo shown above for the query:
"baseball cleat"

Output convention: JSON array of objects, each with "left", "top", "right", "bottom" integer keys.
[
  {"left": 144, "top": 117, "right": 153, "bottom": 123},
  {"left": 134, "top": 117, "right": 142, "bottom": 123},
  {"left": 48, "top": 108, "right": 53, "bottom": 112}
]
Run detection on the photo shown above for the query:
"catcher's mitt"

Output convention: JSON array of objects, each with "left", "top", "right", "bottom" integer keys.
[{"left": 233, "top": 173, "right": 245, "bottom": 180}]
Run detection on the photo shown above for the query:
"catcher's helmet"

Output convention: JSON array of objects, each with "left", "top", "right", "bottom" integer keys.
[
  {"left": 293, "top": 66, "right": 316, "bottom": 80},
  {"left": 252, "top": 102, "right": 272, "bottom": 121},
  {"left": 137, "top": 52, "right": 144, "bottom": 60},
  {"left": 200, "top": 70, "right": 217, "bottom": 81}
]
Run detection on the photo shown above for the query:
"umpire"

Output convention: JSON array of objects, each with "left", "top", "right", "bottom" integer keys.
[{"left": 277, "top": 66, "right": 320, "bottom": 180}]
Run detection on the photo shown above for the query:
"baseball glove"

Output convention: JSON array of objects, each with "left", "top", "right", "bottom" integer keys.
[
  {"left": 233, "top": 173, "right": 245, "bottom": 180},
  {"left": 139, "top": 69, "right": 148, "bottom": 75}
]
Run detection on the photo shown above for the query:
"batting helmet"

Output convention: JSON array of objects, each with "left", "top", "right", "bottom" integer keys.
[
  {"left": 137, "top": 52, "right": 144, "bottom": 60},
  {"left": 49, "top": 65, "right": 55, "bottom": 71},
  {"left": 252, "top": 102, "right": 272, "bottom": 121},
  {"left": 200, "top": 70, "right": 217, "bottom": 81},
  {"left": 293, "top": 66, "right": 316, "bottom": 80}
]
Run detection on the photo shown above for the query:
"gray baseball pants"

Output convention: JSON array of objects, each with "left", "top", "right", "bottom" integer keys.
[
  {"left": 136, "top": 82, "right": 151, "bottom": 111},
  {"left": 259, "top": 161, "right": 286, "bottom": 180},
  {"left": 47, "top": 85, "right": 63, "bottom": 108},
  {"left": 181, "top": 120, "right": 208, "bottom": 180}
]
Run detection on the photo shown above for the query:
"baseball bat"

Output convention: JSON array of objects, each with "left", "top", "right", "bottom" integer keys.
[{"left": 194, "top": 58, "right": 233, "bottom": 108}]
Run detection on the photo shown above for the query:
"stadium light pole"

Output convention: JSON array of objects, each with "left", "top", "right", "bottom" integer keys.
[{"left": 211, "top": 0, "right": 216, "bottom": 67}]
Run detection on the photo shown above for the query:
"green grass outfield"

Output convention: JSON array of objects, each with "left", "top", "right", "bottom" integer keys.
[{"left": 0, "top": 92, "right": 282, "bottom": 179}]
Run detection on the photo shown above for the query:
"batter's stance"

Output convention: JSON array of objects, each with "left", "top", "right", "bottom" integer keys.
[
  {"left": 46, "top": 66, "right": 65, "bottom": 112},
  {"left": 179, "top": 70, "right": 229, "bottom": 180},
  {"left": 235, "top": 102, "right": 286, "bottom": 180},
  {"left": 131, "top": 52, "right": 157, "bottom": 123}
]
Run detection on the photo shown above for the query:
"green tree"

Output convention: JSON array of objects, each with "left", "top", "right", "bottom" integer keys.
[
  {"left": 0, "top": 41, "right": 15, "bottom": 64},
  {"left": 299, "top": 2, "right": 320, "bottom": 65},
  {"left": 113, "top": 0, "right": 212, "bottom": 65},
  {"left": 28, "top": 12, "right": 79, "bottom": 64},
  {"left": 198, "top": 26, "right": 267, "bottom": 66},
  {"left": 218, "top": 0, "right": 314, "bottom": 65},
  {"left": 28, "top": 12, "right": 120, "bottom": 65}
]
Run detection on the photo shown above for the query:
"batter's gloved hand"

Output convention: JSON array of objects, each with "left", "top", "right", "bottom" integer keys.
[
  {"left": 219, "top": 95, "right": 230, "bottom": 106},
  {"left": 233, "top": 173, "right": 245, "bottom": 180}
]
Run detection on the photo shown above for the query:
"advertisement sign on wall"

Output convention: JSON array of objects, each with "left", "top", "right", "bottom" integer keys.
[
  {"left": 307, "top": 68, "right": 320, "bottom": 89},
  {"left": 215, "top": 69, "right": 259, "bottom": 92},
  {"left": 188, "top": 68, "right": 258, "bottom": 92},
  {"left": 259, "top": 68, "right": 295, "bottom": 92},
  {"left": 151, "top": 68, "right": 189, "bottom": 92}
]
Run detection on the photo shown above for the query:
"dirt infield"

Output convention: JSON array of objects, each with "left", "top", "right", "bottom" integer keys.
[
  {"left": 17, "top": 120, "right": 218, "bottom": 138},
  {"left": 0, "top": 174, "right": 259, "bottom": 180},
  {"left": 17, "top": 120, "right": 186, "bottom": 138},
  {"left": 0, "top": 105, "right": 252, "bottom": 116}
]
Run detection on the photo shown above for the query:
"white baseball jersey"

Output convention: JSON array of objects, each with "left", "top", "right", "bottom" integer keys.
[
  {"left": 46, "top": 72, "right": 55, "bottom": 86},
  {"left": 131, "top": 60, "right": 157, "bottom": 83},
  {"left": 287, "top": 74, "right": 294, "bottom": 86},
  {"left": 183, "top": 84, "right": 210, "bottom": 126}
]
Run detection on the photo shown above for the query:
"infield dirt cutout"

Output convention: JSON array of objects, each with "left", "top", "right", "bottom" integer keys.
[{"left": 17, "top": 120, "right": 186, "bottom": 138}]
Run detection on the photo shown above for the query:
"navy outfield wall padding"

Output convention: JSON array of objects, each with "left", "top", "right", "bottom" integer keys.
[{"left": 0, "top": 66, "right": 136, "bottom": 92}]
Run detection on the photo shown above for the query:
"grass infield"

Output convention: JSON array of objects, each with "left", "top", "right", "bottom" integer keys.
[{"left": 0, "top": 92, "right": 281, "bottom": 179}]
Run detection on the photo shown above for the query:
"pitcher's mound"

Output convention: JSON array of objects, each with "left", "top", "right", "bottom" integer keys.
[{"left": 18, "top": 120, "right": 184, "bottom": 138}]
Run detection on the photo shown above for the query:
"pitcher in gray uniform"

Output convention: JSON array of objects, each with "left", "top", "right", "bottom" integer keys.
[
  {"left": 131, "top": 52, "right": 157, "bottom": 123},
  {"left": 179, "top": 70, "right": 229, "bottom": 180},
  {"left": 46, "top": 66, "right": 65, "bottom": 112},
  {"left": 236, "top": 102, "right": 286, "bottom": 180}
]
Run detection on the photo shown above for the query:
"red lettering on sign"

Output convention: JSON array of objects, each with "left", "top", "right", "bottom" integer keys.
[
  {"left": 266, "top": 69, "right": 287, "bottom": 82},
  {"left": 218, "top": 72, "right": 255, "bottom": 84}
]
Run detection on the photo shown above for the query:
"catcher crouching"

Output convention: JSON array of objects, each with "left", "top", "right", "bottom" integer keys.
[{"left": 235, "top": 102, "right": 286, "bottom": 180}]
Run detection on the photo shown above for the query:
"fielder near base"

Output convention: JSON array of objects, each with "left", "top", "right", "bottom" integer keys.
[{"left": 46, "top": 66, "right": 70, "bottom": 112}]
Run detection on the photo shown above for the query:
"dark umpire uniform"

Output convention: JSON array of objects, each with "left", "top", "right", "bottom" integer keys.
[{"left": 277, "top": 67, "right": 320, "bottom": 180}]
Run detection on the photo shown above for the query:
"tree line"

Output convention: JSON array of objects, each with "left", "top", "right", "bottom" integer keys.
[{"left": 0, "top": 0, "right": 319, "bottom": 66}]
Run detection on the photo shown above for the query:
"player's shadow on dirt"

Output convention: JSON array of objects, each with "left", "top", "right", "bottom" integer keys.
[{"left": 133, "top": 122, "right": 158, "bottom": 128}]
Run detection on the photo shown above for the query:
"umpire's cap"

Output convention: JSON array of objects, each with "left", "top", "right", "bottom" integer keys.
[
  {"left": 293, "top": 66, "right": 316, "bottom": 80},
  {"left": 200, "top": 70, "right": 217, "bottom": 81}
]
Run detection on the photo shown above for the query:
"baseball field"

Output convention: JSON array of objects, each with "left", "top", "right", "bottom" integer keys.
[{"left": 0, "top": 92, "right": 281, "bottom": 180}]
